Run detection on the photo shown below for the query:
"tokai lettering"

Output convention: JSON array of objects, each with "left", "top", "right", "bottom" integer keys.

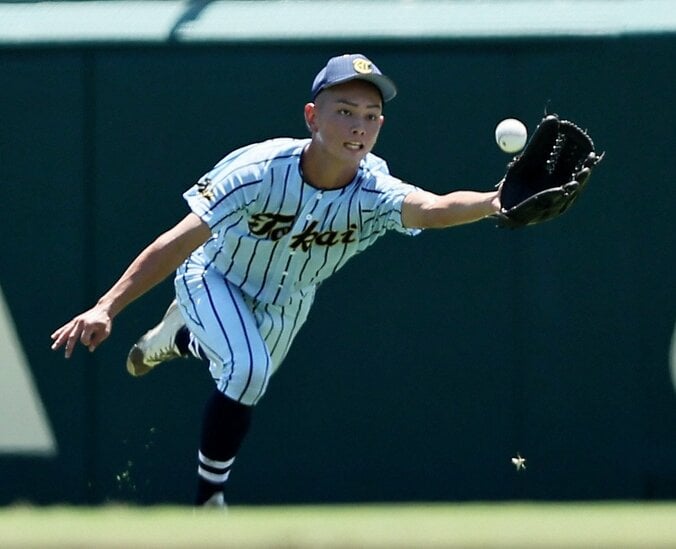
[
  {"left": 290, "top": 221, "right": 358, "bottom": 251},
  {"left": 249, "top": 213, "right": 295, "bottom": 240},
  {"left": 249, "top": 213, "right": 358, "bottom": 250}
]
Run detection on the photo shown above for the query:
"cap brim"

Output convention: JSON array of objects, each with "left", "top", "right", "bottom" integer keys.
[{"left": 354, "top": 73, "right": 398, "bottom": 102}]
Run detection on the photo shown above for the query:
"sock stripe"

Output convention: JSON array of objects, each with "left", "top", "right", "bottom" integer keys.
[
  {"left": 198, "top": 466, "right": 231, "bottom": 484},
  {"left": 199, "top": 461, "right": 232, "bottom": 477},
  {"left": 198, "top": 451, "right": 235, "bottom": 484},
  {"left": 199, "top": 451, "right": 235, "bottom": 470}
]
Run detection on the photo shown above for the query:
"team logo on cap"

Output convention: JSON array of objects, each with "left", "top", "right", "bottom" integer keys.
[{"left": 352, "top": 58, "right": 373, "bottom": 74}]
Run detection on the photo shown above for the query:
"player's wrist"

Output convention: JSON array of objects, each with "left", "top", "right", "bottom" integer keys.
[
  {"left": 490, "top": 190, "right": 502, "bottom": 213},
  {"left": 95, "top": 295, "right": 119, "bottom": 320}
]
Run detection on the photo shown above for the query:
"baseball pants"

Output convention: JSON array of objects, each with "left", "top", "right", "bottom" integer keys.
[{"left": 175, "top": 254, "right": 315, "bottom": 406}]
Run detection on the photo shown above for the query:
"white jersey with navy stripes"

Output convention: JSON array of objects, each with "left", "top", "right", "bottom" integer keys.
[{"left": 174, "top": 137, "right": 420, "bottom": 405}]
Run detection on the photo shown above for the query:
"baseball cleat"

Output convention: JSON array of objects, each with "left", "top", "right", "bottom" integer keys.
[
  {"left": 202, "top": 491, "right": 227, "bottom": 508},
  {"left": 126, "top": 300, "right": 187, "bottom": 377}
]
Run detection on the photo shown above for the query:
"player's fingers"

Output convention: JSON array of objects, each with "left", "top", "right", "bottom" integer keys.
[
  {"left": 81, "top": 326, "right": 109, "bottom": 352},
  {"left": 65, "top": 322, "right": 86, "bottom": 359},
  {"left": 54, "top": 318, "right": 86, "bottom": 359},
  {"left": 50, "top": 326, "right": 65, "bottom": 345},
  {"left": 50, "top": 324, "right": 74, "bottom": 353},
  {"left": 80, "top": 325, "right": 94, "bottom": 346}
]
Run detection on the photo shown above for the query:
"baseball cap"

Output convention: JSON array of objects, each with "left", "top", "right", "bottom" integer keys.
[{"left": 311, "top": 53, "right": 398, "bottom": 103}]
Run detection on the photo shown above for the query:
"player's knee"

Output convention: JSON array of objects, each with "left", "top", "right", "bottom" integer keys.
[
  {"left": 220, "top": 347, "right": 272, "bottom": 406},
  {"left": 245, "top": 362, "right": 272, "bottom": 405}
]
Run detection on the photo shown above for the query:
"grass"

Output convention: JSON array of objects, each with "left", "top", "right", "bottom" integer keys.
[{"left": 1, "top": 502, "right": 675, "bottom": 548}]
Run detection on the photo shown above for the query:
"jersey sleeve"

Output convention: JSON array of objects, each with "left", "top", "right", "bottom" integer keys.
[
  {"left": 369, "top": 176, "right": 422, "bottom": 237},
  {"left": 183, "top": 150, "right": 261, "bottom": 232}
]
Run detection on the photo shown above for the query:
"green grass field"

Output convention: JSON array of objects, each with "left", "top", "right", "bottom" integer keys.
[{"left": 1, "top": 502, "right": 675, "bottom": 548}]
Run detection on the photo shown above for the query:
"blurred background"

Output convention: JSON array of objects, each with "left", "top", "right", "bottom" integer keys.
[{"left": 0, "top": 0, "right": 674, "bottom": 505}]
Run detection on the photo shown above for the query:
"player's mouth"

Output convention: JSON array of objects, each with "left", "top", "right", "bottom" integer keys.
[{"left": 344, "top": 141, "right": 364, "bottom": 151}]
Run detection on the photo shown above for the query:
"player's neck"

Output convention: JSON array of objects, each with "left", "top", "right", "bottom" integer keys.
[{"left": 301, "top": 143, "right": 360, "bottom": 190}]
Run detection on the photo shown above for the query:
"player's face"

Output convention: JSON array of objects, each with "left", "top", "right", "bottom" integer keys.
[{"left": 309, "top": 80, "right": 384, "bottom": 163}]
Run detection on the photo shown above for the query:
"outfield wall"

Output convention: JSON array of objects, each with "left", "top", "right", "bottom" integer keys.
[{"left": 1, "top": 7, "right": 675, "bottom": 505}]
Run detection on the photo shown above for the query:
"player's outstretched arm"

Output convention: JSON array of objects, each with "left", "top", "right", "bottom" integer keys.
[
  {"left": 50, "top": 212, "right": 210, "bottom": 359},
  {"left": 401, "top": 186, "right": 501, "bottom": 229}
]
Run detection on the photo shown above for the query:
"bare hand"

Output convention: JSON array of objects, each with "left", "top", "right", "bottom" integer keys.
[{"left": 50, "top": 306, "right": 112, "bottom": 358}]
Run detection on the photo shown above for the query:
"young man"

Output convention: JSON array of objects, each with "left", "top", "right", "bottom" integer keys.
[{"left": 51, "top": 53, "right": 501, "bottom": 506}]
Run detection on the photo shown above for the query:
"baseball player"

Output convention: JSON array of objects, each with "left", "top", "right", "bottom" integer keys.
[{"left": 51, "top": 53, "right": 502, "bottom": 506}]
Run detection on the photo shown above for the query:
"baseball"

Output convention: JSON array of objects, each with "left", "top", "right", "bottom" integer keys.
[{"left": 495, "top": 118, "right": 527, "bottom": 153}]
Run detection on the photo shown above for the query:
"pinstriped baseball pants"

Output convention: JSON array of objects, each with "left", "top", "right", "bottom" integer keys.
[{"left": 175, "top": 256, "right": 315, "bottom": 406}]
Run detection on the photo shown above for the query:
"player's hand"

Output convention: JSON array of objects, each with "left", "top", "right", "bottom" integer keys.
[{"left": 50, "top": 307, "right": 112, "bottom": 358}]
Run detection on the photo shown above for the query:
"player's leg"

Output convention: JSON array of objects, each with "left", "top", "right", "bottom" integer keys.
[
  {"left": 126, "top": 285, "right": 316, "bottom": 378},
  {"left": 175, "top": 258, "right": 276, "bottom": 505},
  {"left": 193, "top": 288, "right": 316, "bottom": 504},
  {"left": 196, "top": 387, "right": 252, "bottom": 506},
  {"left": 244, "top": 285, "right": 316, "bottom": 376},
  {"left": 127, "top": 259, "right": 316, "bottom": 504}
]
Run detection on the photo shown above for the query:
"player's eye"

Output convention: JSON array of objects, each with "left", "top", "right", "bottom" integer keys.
[{"left": 338, "top": 108, "right": 351, "bottom": 116}]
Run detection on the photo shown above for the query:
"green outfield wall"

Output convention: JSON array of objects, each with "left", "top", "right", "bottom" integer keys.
[{"left": 1, "top": 10, "right": 675, "bottom": 504}]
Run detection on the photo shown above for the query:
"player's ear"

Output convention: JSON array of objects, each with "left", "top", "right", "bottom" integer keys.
[{"left": 304, "top": 102, "right": 317, "bottom": 133}]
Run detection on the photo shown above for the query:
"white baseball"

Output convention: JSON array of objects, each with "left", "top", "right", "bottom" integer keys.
[{"left": 495, "top": 118, "right": 527, "bottom": 153}]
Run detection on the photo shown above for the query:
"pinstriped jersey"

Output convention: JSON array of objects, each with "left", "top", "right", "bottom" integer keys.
[{"left": 184, "top": 138, "right": 421, "bottom": 305}]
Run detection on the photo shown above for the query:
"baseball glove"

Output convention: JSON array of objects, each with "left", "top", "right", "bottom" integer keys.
[{"left": 494, "top": 114, "right": 603, "bottom": 229}]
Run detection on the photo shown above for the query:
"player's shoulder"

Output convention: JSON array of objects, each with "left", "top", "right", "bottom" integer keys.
[
  {"left": 248, "top": 137, "right": 307, "bottom": 160},
  {"left": 361, "top": 152, "right": 390, "bottom": 177},
  {"left": 216, "top": 138, "right": 307, "bottom": 175},
  {"left": 359, "top": 153, "right": 410, "bottom": 191}
]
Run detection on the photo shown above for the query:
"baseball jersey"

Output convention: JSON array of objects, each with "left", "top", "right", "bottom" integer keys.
[{"left": 183, "top": 138, "right": 421, "bottom": 306}]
